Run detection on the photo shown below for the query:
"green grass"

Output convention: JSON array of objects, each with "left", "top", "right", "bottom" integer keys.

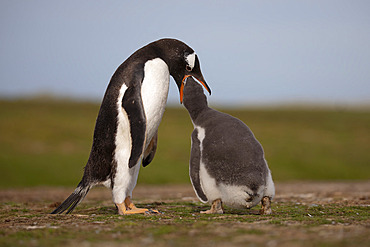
[
  {"left": 1, "top": 200, "right": 369, "bottom": 247},
  {"left": 0, "top": 99, "right": 369, "bottom": 187}
]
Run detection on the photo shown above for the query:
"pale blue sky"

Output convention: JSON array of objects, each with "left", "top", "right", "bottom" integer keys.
[{"left": 1, "top": 1, "right": 369, "bottom": 106}]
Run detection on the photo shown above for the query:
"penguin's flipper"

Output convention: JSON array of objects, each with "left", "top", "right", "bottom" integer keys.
[
  {"left": 122, "top": 85, "right": 147, "bottom": 169},
  {"left": 142, "top": 131, "right": 158, "bottom": 167},
  {"left": 190, "top": 129, "right": 208, "bottom": 202}
]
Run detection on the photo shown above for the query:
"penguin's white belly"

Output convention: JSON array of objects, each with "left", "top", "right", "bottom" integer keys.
[
  {"left": 199, "top": 161, "right": 264, "bottom": 209},
  {"left": 141, "top": 58, "right": 170, "bottom": 146},
  {"left": 112, "top": 84, "right": 137, "bottom": 203},
  {"left": 110, "top": 58, "right": 170, "bottom": 204},
  {"left": 194, "top": 126, "right": 265, "bottom": 209}
]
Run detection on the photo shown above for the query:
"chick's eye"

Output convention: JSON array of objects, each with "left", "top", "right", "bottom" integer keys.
[{"left": 186, "top": 65, "right": 192, "bottom": 71}]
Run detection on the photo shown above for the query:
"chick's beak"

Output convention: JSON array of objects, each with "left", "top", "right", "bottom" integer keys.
[{"left": 180, "top": 75, "right": 211, "bottom": 104}]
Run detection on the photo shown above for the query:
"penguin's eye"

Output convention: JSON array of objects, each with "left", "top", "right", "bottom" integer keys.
[{"left": 186, "top": 65, "right": 192, "bottom": 72}]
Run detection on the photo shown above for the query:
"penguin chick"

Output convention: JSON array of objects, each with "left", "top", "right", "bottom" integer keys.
[{"left": 183, "top": 77, "right": 275, "bottom": 214}]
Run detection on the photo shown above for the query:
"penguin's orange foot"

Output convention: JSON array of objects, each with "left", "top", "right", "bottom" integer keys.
[
  {"left": 116, "top": 202, "right": 149, "bottom": 215},
  {"left": 260, "top": 196, "right": 272, "bottom": 215},
  {"left": 123, "top": 207, "right": 149, "bottom": 215},
  {"left": 117, "top": 206, "right": 161, "bottom": 215},
  {"left": 200, "top": 198, "right": 224, "bottom": 214},
  {"left": 116, "top": 196, "right": 161, "bottom": 215}
]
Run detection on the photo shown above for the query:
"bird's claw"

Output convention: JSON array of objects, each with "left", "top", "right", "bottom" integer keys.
[{"left": 145, "top": 208, "right": 162, "bottom": 215}]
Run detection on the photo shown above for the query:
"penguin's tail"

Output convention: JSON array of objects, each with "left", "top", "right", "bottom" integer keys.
[
  {"left": 51, "top": 181, "right": 91, "bottom": 214},
  {"left": 245, "top": 186, "right": 265, "bottom": 209}
]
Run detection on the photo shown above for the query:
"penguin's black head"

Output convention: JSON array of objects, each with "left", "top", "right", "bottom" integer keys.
[{"left": 154, "top": 39, "right": 211, "bottom": 103}]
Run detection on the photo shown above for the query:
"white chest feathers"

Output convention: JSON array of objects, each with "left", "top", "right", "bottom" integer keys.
[
  {"left": 110, "top": 58, "right": 170, "bottom": 203},
  {"left": 141, "top": 58, "right": 170, "bottom": 143}
]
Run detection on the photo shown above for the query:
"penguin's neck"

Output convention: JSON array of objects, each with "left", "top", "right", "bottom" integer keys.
[
  {"left": 184, "top": 96, "right": 209, "bottom": 123},
  {"left": 188, "top": 106, "right": 209, "bottom": 124}
]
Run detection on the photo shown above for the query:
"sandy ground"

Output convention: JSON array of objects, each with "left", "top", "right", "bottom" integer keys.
[
  {"left": 1, "top": 181, "right": 369, "bottom": 205},
  {"left": 1, "top": 181, "right": 369, "bottom": 247}
]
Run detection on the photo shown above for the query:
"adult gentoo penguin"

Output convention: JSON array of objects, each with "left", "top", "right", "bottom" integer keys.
[
  {"left": 51, "top": 38, "right": 211, "bottom": 215},
  {"left": 182, "top": 77, "right": 274, "bottom": 214}
]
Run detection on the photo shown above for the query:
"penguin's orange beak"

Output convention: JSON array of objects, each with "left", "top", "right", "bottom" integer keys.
[{"left": 180, "top": 75, "right": 211, "bottom": 104}]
